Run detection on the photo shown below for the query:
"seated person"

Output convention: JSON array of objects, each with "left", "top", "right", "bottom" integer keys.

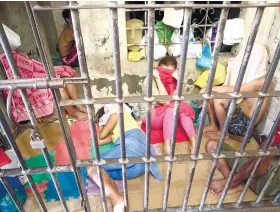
[
  {"left": 0, "top": 51, "right": 87, "bottom": 123},
  {"left": 201, "top": 44, "right": 269, "bottom": 140},
  {"left": 142, "top": 56, "right": 196, "bottom": 154},
  {"left": 57, "top": 9, "right": 79, "bottom": 68},
  {"left": 206, "top": 125, "right": 280, "bottom": 197}
]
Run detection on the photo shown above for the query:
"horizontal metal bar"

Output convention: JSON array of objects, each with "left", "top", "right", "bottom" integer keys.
[
  {"left": 126, "top": 24, "right": 216, "bottom": 30},
  {"left": 183, "top": 200, "right": 280, "bottom": 211},
  {"left": 32, "top": 3, "right": 278, "bottom": 11},
  {"left": 2, "top": 148, "right": 280, "bottom": 177},
  {"left": 59, "top": 91, "right": 280, "bottom": 106},
  {"left": 0, "top": 77, "right": 88, "bottom": 90}
]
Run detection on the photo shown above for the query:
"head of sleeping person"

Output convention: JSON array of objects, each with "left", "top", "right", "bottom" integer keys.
[
  {"left": 95, "top": 103, "right": 136, "bottom": 124},
  {"left": 158, "top": 55, "right": 178, "bottom": 70}
]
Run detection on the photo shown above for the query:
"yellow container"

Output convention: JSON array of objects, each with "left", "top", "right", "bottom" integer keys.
[{"left": 126, "top": 19, "right": 144, "bottom": 51}]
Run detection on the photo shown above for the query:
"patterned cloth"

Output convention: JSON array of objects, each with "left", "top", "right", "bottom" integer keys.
[{"left": 0, "top": 51, "right": 75, "bottom": 123}]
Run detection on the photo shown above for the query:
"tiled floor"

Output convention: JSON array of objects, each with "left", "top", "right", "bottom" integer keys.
[{"left": 18, "top": 122, "right": 260, "bottom": 212}]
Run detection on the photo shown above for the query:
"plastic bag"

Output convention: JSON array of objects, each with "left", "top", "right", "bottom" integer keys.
[
  {"left": 196, "top": 41, "right": 212, "bottom": 70},
  {"left": 194, "top": 63, "right": 226, "bottom": 88},
  {"left": 2, "top": 24, "right": 21, "bottom": 50},
  {"left": 155, "top": 21, "right": 174, "bottom": 44}
]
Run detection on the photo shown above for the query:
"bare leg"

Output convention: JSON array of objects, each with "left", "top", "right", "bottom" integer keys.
[
  {"left": 206, "top": 140, "right": 243, "bottom": 195},
  {"left": 213, "top": 99, "right": 228, "bottom": 131},
  {"left": 87, "top": 166, "right": 124, "bottom": 211},
  {"left": 64, "top": 84, "right": 87, "bottom": 113},
  {"left": 59, "top": 88, "right": 87, "bottom": 120},
  {"left": 163, "top": 140, "right": 171, "bottom": 155},
  {"left": 204, "top": 100, "right": 219, "bottom": 133}
]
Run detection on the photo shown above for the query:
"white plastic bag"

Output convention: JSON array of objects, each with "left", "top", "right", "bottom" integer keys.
[{"left": 2, "top": 24, "right": 21, "bottom": 50}]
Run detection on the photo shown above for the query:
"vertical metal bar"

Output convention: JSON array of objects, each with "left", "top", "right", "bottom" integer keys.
[
  {"left": 272, "top": 189, "right": 280, "bottom": 204},
  {"left": 162, "top": 3, "right": 192, "bottom": 211},
  {"left": 0, "top": 22, "right": 69, "bottom": 211},
  {"left": 109, "top": 1, "right": 129, "bottom": 209},
  {"left": 255, "top": 114, "right": 280, "bottom": 204},
  {"left": 0, "top": 177, "right": 25, "bottom": 212},
  {"left": 217, "top": 8, "right": 272, "bottom": 208},
  {"left": 181, "top": 2, "right": 229, "bottom": 211},
  {"left": 69, "top": 1, "right": 109, "bottom": 211},
  {"left": 25, "top": 2, "right": 92, "bottom": 211},
  {"left": 144, "top": 1, "right": 155, "bottom": 211},
  {"left": 236, "top": 43, "right": 280, "bottom": 206},
  {"left": 200, "top": 5, "right": 265, "bottom": 210},
  {"left": 0, "top": 109, "right": 47, "bottom": 212}
]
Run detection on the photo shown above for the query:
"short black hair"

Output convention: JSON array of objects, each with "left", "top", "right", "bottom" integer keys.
[
  {"left": 62, "top": 9, "right": 70, "bottom": 23},
  {"left": 158, "top": 56, "right": 178, "bottom": 69}
]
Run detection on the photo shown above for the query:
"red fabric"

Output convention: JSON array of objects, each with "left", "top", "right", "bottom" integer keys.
[
  {"left": 274, "top": 125, "right": 280, "bottom": 144},
  {"left": 155, "top": 67, "right": 195, "bottom": 119},
  {"left": 0, "top": 149, "right": 11, "bottom": 167},
  {"left": 62, "top": 45, "right": 78, "bottom": 66},
  {"left": 141, "top": 122, "right": 189, "bottom": 144}
]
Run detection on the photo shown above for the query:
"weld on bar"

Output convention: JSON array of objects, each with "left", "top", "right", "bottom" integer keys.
[
  {"left": 110, "top": 1, "right": 129, "bottom": 210},
  {"left": 200, "top": 4, "right": 265, "bottom": 210},
  {"left": 162, "top": 2, "right": 192, "bottom": 211},
  {"left": 2, "top": 149, "right": 280, "bottom": 178},
  {"left": 25, "top": 1, "right": 92, "bottom": 211},
  {"left": 32, "top": 3, "right": 279, "bottom": 10},
  {"left": 144, "top": 1, "right": 155, "bottom": 211},
  {"left": 182, "top": 2, "right": 230, "bottom": 211}
]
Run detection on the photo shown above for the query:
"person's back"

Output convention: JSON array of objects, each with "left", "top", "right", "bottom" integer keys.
[{"left": 58, "top": 26, "right": 74, "bottom": 58}]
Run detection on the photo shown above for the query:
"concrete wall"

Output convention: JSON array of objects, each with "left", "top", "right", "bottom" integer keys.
[
  {"left": 0, "top": 1, "right": 40, "bottom": 59},
  {"left": 78, "top": 1, "right": 202, "bottom": 98}
]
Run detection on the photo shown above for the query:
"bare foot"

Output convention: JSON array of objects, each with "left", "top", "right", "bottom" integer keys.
[
  {"left": 205, "top": 131, "right": 229, "bottom": 140},
  {"left": 68, "top": 111, "right": 88, "bottom": 121},
  {"left": 210, "top": 179, "right": 227, "bottom": 196},
  {"left": 227, "top": 184, "right": 243, "bottom": 195},
  {"left": 203, "top": 124, "right": 218, "bottom": 133},
  {"left": 229, "top": 134, "right": 243, "bottom": 142}
]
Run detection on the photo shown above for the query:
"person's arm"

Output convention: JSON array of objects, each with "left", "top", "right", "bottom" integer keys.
[
  {"left": 229, "top": 142, "right": 274, "bottom": 189},
  {"left": 200, "top": 77, "right": 265, "bottom": 94},
  {"left": 98, "top": 135, "right": 113, "bottom": 145},
  {"left": 152, "top": 69, "right": 170, "bottom": 105},
  {"left": 99, "top": 113, "right": 118, "bottom": 140}
]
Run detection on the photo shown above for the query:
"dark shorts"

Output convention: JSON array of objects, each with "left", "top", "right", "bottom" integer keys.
[
  {"left": 226, "top": 104, "right": 251, "bottom": 137},
  {"left": 223, "top": 143, "right": 280, "bottom": 197},
  {"left": 62, "top": 42, "right": 79, "bottom": 68}
]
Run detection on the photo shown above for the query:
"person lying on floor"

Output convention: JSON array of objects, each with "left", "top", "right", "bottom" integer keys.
[
  {"left": 206, "top": 125, "right": 280, "bottom": 197},
  {"left": 201, "top": 44, "right": 269, "bottom": 140},
  {"left": 57, "top": 9, "right": 79, "bottom": 68},
  {"left": 142, "top": 56, "right": 196, "bottom": 154},
  {"left": 87, "top": 104, "right": 161, "bottom": 211},
  {"left": 0, "top": 51, "right": 88, "bottom": 123}
]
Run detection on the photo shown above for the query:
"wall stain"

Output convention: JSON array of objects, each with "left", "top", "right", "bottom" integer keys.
[{"left": 91, "top": 73, "right": 146, "bottom": 95}]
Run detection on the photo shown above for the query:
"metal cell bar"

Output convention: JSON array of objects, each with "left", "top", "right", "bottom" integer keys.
[
  {"left": 0, "top": 177, "right": 25, "bottom": 212},
  {"left": 109, "top": 1, "right": 129, "bottom": 209},
  {"left": 200, "top": 5, "right": 265, "bottom": 210},
  {"left": 32, "top": 2, "right": 279, "bottom": 10},
  {"left": 2, "top": 148, "right": 280, "bottom": 178},
  {"left": 69, "top": 1, "right": 110, "bottom": 211},
  {"left": 58, "top": 91, "right": 280, "bottom": 107},
  {"left": 162, "top": 3, "right": 192, "bottom": 211},
  {"left": 144, "top": 1, "right": 155, "bottom": 211},
  {"left": 219, "top": 42, "right": 279, "bottom": 208},
  {"left": 254, "top": 113, "right": 280, "bottom": 204},
  {"left": 236, "top": 42, "right": 280, "bottom": 206},
  {"left": 0, "top": 109, "right": 47, "bottom": 212},
  {"left": 25, "top": 2, "right": 92, "bottom": 211},
  {"left": 181, "top": 2, "right": 230, "bottom": 211},
  {"left": 0, "top": 22, "right": 69, "bottom": 211}
]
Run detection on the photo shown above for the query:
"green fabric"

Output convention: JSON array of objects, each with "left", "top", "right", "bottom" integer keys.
[
  {"left": 155, "top": 21, "right": 173, "bottom": 45},
  {"left": 90, "top": 141, "right": 114, "bottom": 158},
  {"left": 24, "top": 152, "right": 55, "bottom": 186}
]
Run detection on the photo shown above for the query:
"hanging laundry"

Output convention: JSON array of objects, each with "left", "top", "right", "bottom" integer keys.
[
  {"left": 162, "top": 8, "right": 184, "bottom": 28},
  {"left": 223, "top": 18, "right": 245, "bottom": 45}
]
